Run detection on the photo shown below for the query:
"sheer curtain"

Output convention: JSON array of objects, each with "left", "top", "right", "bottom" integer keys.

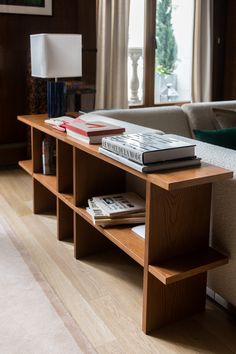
[
  {"left": 192, "top": 0, "right": 213, "bottom": 102},
  {"left": 95, "top": 0, "right": 130, "bottom": 109}
]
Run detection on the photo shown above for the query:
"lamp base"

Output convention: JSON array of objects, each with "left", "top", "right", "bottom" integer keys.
[{"left": 47, "top": 81, "right": 66, "bottom": 118}]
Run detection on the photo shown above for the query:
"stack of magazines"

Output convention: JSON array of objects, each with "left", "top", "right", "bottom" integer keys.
[
  {"left": 86, "top": 192, "right": 145, "bottom": 227},
  {"left": 99, "top": 132, "right": 201, "bottom": 173}
]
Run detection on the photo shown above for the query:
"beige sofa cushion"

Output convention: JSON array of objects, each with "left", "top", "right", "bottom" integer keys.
[
  {"left": 182, "top": 101, "right": 236, "bottom": 132},
  {"left": 93, "top": 106, "right": 192, "bottom": 138},
  {"left": 213, "top": 108, "right": 236, "bottom": 128}
]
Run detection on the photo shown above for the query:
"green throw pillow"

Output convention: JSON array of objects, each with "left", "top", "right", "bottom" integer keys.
[{"left": 193, "top": 127, "right": 236, "bottom": 150}]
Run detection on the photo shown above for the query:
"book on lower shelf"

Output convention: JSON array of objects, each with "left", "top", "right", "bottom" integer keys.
[
  {"left": 86, "top": 192, "right": 145, "bottom": 227},
  {"left": 99, "top": 147, "right": 201, "bottom": 173},
  {"left": 131, "top": 224, "right": 145, "bottom": 239},
  {"left": 42, "top": 135, "right": 56, "bottom": 175},
  {"left": 101, "top": 132, "right": 196, "bottom": 165}
]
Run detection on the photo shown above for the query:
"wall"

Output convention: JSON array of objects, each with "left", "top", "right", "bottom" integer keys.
[
  {"left": 0, "top": 0, "right": 96, "bottom": 165},
  {"left": 222, "top": 0, "right": 236, "bottom": 100},
  {"left": 212, "top": 0, "right": 228, "bottom": 101},
  {"left": 213, "top": 0, "right": 236, "bottom": 101}
]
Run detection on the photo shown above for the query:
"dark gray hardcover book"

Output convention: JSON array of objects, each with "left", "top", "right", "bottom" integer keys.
[
  {"left": 99, "top": 147, "right": 201, "bottom": 173},
  {"left": 101, "top": 132, "right": 195, "bottom": 165}
]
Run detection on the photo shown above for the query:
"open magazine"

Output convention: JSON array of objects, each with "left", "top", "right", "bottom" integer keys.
[
  {"left": 86, "top": 192, "right": 146, "bottom": 227},
  {"left": 91, "top": 192, "right": 145, "bottom": 217}
]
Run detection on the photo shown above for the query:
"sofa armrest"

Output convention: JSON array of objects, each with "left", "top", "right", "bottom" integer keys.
[{"left": 182, "top": 100, "right": 236, "bottom": 132}]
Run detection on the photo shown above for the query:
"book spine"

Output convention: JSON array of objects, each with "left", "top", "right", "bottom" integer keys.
[
  {"left": 42, "top": 136, "right": 56, "bottom": 175},
  {"left": 99, "top": 147, "right": 143, "bottom": 172},
  {"left": 102, "top": 139, "right": 144, "bottom": 165},
  {"left": 42, "top": 139, "right": 46, "bottom": 175}
]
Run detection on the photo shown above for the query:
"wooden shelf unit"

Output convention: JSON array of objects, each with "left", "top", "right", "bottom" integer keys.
[{"left": 18, "top": 114, "right": 233, "bottom": 334}]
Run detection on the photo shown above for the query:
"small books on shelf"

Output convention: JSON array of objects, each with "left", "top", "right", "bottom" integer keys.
[
  {"left": 99, "top": 147, "right": 201, "bottom": 173},
  {"left": 86, "top": 192, "right": 145, "bottom": 227},
  {"left": 101, "top": 132, "right": 196, "bottom": 165},
  {"left": 42, "top": 135, "right": 56, "bottom": 175},
  {"left": 44, "top": 116, "right": 76, "bottom": 132},
  {"left": 65, "top": 118, "right": 125, "bottom": 144},
  {"left": 44, "top": 116, "right": 75, "bottom": 126}
]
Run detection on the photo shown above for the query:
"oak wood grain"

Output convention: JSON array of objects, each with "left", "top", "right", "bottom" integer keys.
[
  {"left": 19, "top": 160, "right": 33, "bottom": 175},
  {"left": 149, "top": 247, "right": 228, "bottom": 285},
  {"left": 18, "top": 115, "right": 233, "bottom": 190},
  {"left": 33, "top": 178, "right": 56, "bottom": 215},
  {"left": 57, "top": 140, "right": 73, "bottom": 194},
  {"left": 74, "top": 213, "right": 112, "bottom": 259},
  {"left": 143, "top": 272, "right": 207, "bottom": 333},
  {"left": 32, "top": 127, "right": 43, "bottom": 173},
  {"left": 1, "top": 169, "right": 236, "bottom": 353},
  {"left": 57, "top": 199, "right": 74, "bottom": 242},
  {"left": 145, "top": 183, "right": 212, "bottom": 263},
  {"left": 18, "top": 114, "right": 233, "bottom": 334},
  {"left": 73, "top": 148, "right": 126, "bottom": 207}
]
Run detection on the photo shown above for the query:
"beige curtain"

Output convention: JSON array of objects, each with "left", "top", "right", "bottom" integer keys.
[
  {"left": 95, "top": 0, "right": 130, "bottom": 109},
  {"left": 192, "top": 0, "right": 213, "bottom": 102}
]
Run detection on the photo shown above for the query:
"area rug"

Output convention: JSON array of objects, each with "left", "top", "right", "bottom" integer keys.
[{"left": 0, "top": 216, "right": 96, "bottom": 354}]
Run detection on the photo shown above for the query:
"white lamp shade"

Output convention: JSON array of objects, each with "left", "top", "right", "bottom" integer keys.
[{"left": 30, "top": 33, "right": 82, "bottom": 79}]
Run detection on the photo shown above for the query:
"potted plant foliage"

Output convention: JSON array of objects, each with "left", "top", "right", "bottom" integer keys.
[{"left": 155, "top": 0, "right": 178, "bottom": 102}]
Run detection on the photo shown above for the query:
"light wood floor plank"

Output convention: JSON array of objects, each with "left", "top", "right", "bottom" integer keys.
[{"left": 0, "top": 168, "right": 236, "bottom": 353}]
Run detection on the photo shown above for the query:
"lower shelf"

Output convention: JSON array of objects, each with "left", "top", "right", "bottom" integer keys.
[
  {"left": 76, "top": 207, "right": 145, "bottom": 266},
  {"left": 33, "top": 173, "right": 57, "bottom": 194},
  {"left": 19, "top": 160, "right": 33, "bottom": 175},
  {"left": 149, "top": 247, "right": 228, "bottom": 285}
]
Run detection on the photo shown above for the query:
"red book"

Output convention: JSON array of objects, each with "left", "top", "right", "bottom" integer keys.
[{"left": 65, "top": 119, "right": 125, "bottom": 137}]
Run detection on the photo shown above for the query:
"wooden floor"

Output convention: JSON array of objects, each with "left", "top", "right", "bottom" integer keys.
[{"left": 1, "top": 168, "right": 236, "bottom": 354}]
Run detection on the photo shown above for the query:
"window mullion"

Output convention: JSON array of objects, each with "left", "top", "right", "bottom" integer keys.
[{"left": 143, "top": 0, "right": 156, "bottom": 107}]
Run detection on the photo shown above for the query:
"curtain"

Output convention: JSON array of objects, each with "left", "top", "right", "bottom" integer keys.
[
  {"left": 95, "top": 0, "right": 130, "bottom": 109},
  {"left": 192, "top": 0, "right": 213, "bottom": 102}
]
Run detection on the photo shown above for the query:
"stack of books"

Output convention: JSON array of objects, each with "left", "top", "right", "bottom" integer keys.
[
  {"left": 64, "top": 117, "right": 125, "bottom": 144},
  {"left": 86, "top": 192, "right": 145, "bottom": 227},
  {"left": 44, "top": 115, "right": 126, "bottom": 143},
  {"left": 99, "top": 132, "right": 201, "bottom": 173}
]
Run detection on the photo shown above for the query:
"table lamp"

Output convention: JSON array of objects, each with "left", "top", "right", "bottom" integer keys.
[{"left": 30, "top": 33, "right": 82, "bottom": 117}]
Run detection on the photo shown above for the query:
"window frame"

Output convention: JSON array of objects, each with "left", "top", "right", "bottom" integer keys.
[{"left": 129, "top": 0, "right": 190, "bottom": 108}]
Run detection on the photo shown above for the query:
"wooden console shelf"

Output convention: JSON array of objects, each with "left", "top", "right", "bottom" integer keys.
[{"left": 18, "top": 114, "right": 233, "bottom": 334}]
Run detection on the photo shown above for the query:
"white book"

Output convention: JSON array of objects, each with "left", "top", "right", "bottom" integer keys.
[
  {"left": 102, "top": 133, "right": 195, "bottom": 165},
  {"left": 132, "top": 224, "right": 145, "bottom": 239},
  {"left": 99, "top": 147, "right": 201, "bottom": 173},
  {"left": 92, "top": 192, "right": 145, "bottom": 217},
  {"left": 67, "top": 128, "right": 123, "bottom": 144}
]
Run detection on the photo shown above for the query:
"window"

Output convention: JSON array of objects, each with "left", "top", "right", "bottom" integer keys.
[{"left": 128, "top": 0, "right": 194, "bottom": 106}]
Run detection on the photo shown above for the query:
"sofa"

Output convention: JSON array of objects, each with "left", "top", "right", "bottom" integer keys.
[{"left": 89, "top": 100, "right": 236, "bottom": 311}]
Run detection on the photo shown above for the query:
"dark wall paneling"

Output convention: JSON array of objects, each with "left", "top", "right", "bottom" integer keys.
[
  {"left": 0, "top": 0, "right": 96, "bottom": 165},
  {"left": 212, "top": 0, "right": 228, "bottom": 101},
  {"left": 223, "top": 0, "right": 236, "bottom": 100}
]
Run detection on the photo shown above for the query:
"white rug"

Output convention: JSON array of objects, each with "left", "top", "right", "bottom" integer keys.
[{"left": 0, "top": 216, "right": 95, "bottom": 354}]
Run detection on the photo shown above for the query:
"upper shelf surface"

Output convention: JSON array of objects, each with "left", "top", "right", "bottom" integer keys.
[{"left": 18, "top": 114, "right": 233, "bottom": 191}]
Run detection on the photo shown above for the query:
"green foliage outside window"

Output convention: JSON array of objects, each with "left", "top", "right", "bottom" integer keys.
[{"left": 156, "top": 0, "right": 178, "bottom": 75}]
